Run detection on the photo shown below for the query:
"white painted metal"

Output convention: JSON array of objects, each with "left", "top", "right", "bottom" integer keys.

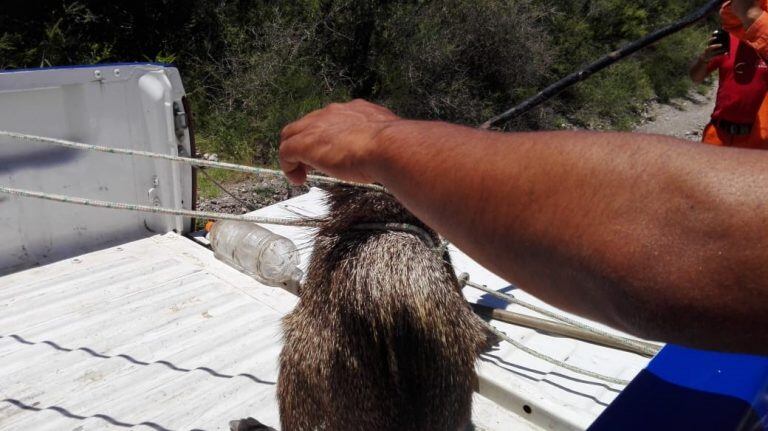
[
  {"left": 0, "top": 187, "right": 652, "bottom": 429},
  {"left": 0, "top": 65, "right": 193, "bottom": 274},
  {"left": 0, "top": 233, "right": 289, "bottom": 431},
  {"left": 0, "top": 230, "right": 534, "bottom": 430}
]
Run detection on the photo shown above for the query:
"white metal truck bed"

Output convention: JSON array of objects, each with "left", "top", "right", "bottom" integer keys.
[{"left": 0, "top": 189, "right": 650, "bottom": 430}]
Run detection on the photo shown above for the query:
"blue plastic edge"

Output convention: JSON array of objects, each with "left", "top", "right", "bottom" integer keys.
[{"left": 590, "top": 344, "right": 768, "bottom": 430}]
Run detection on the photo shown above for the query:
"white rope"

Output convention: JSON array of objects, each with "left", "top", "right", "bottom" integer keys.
[
  {"left": 460, "top": 275, "right": 661, "bottom": 357},
  {"left": 0, "top": 130, "right": 386, "bottom": 192},
  {"left": 0, "top": 186, "right": 440, "bottom": 248},
  {"left": 0, "top": 186, "right": 322, "bottom": 227},
  {"left": 479, "top": 319, "right": 631, "bottom": 386}
]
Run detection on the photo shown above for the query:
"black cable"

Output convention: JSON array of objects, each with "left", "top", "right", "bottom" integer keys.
[
  {"left": 197, "top": 167, "right": 258, "bottom": 213},
  {"left": 480, "top": 0, "right": 725, "bottom": 130}
]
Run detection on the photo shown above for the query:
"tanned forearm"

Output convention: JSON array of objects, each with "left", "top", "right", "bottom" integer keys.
[
  {"left": 279, "top": 100, "right": 768, "bottom": 354},
  {"left": 370, "top": 122, "right": 768, "bottom": 354},
  {"left": 689, "top": 56, "right": 710, "bottom": 84}
]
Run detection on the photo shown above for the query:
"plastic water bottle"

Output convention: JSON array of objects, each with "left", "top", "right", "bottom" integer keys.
[{"left": 208, "top": 220, "right": 303, "bottom": 292}]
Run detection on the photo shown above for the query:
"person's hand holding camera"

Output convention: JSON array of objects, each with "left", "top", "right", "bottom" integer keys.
[{"left": 699, "top": 33, "right": 727, "bottom": 63}]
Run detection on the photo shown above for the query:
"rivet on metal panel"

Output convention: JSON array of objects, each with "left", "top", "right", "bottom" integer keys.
[
  {"left": 113, "top": 68, "right": 121, "bottom": 77},
  {"left": 172, "top": 101, "right": 188, "bottom": 138},
  {"left": 94, "top": 70, "right": 103, "bottom": 80}
]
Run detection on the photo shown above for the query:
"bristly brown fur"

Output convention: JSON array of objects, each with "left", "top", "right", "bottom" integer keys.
[{"left": 277, "top": 186, "right": 487, "bottom": 431}]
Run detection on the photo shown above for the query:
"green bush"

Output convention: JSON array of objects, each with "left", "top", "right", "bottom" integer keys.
[
  {"left": 371, "top": 0, "right": 552, "bottom": 127},
  {"left": 0, "top": 0, "right": 714, "bottom": 166},
  {"left": 643, "top": 27, "right": 705, "bottom": 102},
  {"left": 568, "top": 60, "right": 655, "bottom": 130},
  {"left": 546, "top": 0, "right": 712, "bottom": 125}
]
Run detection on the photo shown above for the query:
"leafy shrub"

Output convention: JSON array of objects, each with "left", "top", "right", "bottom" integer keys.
[
  {"left": 371, "top": 0, "right": 552, "bottom": 128},
  {"left": 0, "top": 0, "right": 713, "bottom": 165}
]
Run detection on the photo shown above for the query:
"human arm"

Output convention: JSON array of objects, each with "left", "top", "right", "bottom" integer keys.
[
  {"left": 689, "top": 35, "right": 726, "bottom": 84},
  {"left": 280, "top": 100, "right": 768, "bottom": 354}
]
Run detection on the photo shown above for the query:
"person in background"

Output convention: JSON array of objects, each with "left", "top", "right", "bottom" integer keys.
[
  {"left": 691, "top": 0, "right": 768, "bottom": 148},
  {"left": 689, "top": 27, "right": 768, "bottom": 148}
]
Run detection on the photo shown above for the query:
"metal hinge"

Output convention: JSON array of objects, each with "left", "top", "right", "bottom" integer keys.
[{"left": 173, "top": 101, "right": 188, "bottom": 138}]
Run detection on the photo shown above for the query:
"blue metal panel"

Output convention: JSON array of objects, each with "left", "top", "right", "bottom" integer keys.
[{"left": 590, "top": 345, "right": 768, "bottom": 430}]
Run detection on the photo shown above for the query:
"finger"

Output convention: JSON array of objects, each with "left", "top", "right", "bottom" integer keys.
[
  {"left": 280, "top": 108, "right": 327, "bottom": 141},
  {"left": 279, "top": 149, "right": 309, "bottom": 185},
  {"left": 279, "top": 132, "right": 320, "bottom": 177},
  {"left": 279, "top": 137, "right": 306, "bottom": 172},
  {"left": 284, "top": 163, "right": 308, "bottom": 186}
]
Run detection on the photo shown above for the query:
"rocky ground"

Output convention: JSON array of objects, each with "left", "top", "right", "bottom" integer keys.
[
  {"left": 196, "top": 175, "right": 310, "bottom": 214},
  {"left": 634, "top": 86, "right": 715, "bottom": 141},
  {"left": 196, "top": 87, "right": 716, "bottom": 213}
]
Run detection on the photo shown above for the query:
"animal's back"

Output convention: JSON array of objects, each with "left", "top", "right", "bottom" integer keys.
[{"left": 278, "top": 187, "right": 487, "bottom": 431}]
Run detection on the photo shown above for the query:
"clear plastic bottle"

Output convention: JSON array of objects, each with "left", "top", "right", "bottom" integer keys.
[{"left": 208, "top": 220, "right": 303, "bottom": 292}]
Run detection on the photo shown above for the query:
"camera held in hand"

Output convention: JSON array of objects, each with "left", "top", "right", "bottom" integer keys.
[{"left": 713, "top": 28, "right": 730, "bottom": 54}]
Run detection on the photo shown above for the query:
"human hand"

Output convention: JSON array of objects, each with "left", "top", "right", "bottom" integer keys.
[
  {"left": 700, "top": 35, "right": 727, "bottom": 62},
  {"left": 279, "top": 99, "right": 401, "bottom": 185}
]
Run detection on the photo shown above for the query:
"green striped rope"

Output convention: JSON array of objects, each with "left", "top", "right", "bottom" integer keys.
[
  {"left": 0, "top": 186, "right": 436, "bottom": 247},
  {"left": 0, "top": 185, "right": 322, "bottom": 227},
  {"left": 480, "top": 319, "right": 631, "bottom": 386},
  {"left": 460, "top": 275, "right": 662, "bottom": 357},
  {"left": 0, "top": 130, "right": 385, "bottom": 192}
]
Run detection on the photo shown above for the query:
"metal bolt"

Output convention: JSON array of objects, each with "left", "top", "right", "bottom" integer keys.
[
  {"left": 94, "top": 70, "right": 103, "bottom": 80},
  {"left": 113, "top": 68, "right": 121, "bottom": 77}
]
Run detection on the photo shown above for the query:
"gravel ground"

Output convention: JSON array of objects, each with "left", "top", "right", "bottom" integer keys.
[
  {"left": 196, "top": 175, "right": 310, "bottom": 214},
  {"left": 196, "top": 86, "right": 717, "bottom": 212},
  {"left": 634, "top": 86, "right": 715, "bottom": 141}
]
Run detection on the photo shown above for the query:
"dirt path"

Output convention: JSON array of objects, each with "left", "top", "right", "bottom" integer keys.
[{"left": 634, "top": 86, "right": 715, "bottom": 140}]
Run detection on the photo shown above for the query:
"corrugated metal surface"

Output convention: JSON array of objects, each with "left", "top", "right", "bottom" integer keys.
[
  {"left": 0, "top": 188, "right": 652, "bottom": 430},
  {"left": 0, "top": 233, "right": 290, "bottom": 430},
  {"left": 453, "top": 252, "right": 651, "bottom": 429}
]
